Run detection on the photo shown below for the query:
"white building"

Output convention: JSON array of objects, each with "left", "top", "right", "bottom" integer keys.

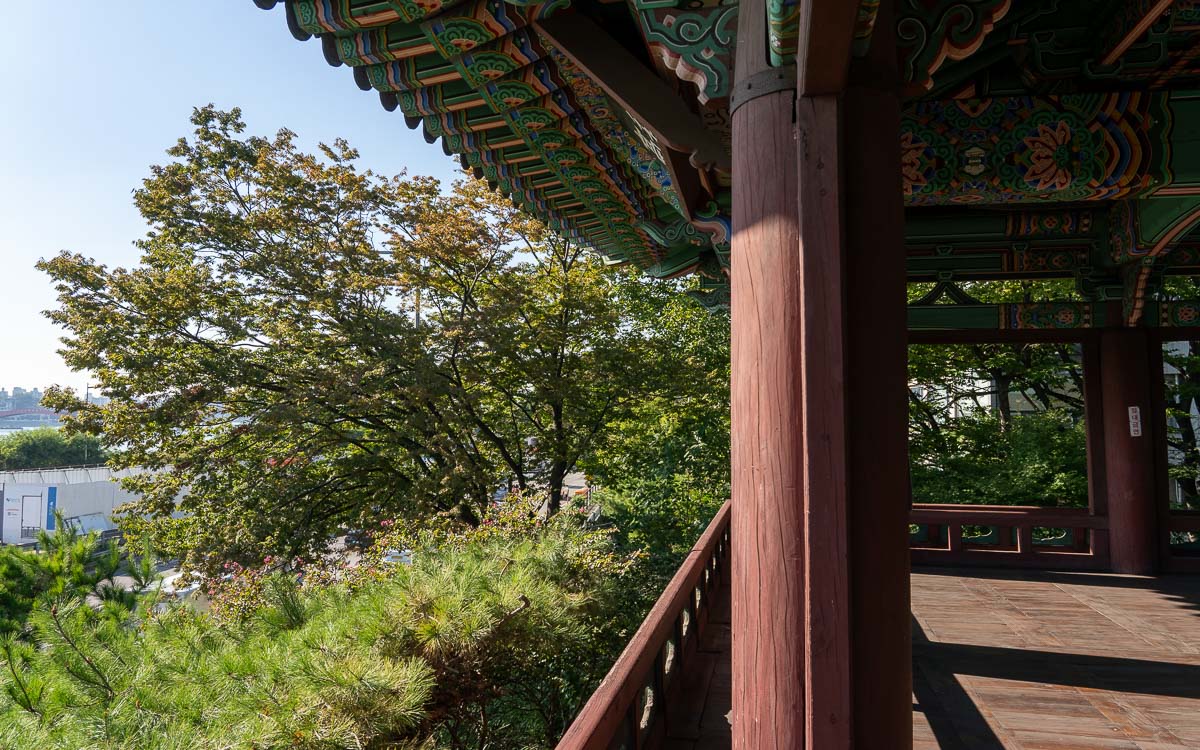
[{"left": 0, "top": 467, "right": 140, "bottom": 545}]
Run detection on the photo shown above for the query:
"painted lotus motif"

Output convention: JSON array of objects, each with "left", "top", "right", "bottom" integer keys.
[{"left": 1023, "top": 122, "right": 1080, "bottom": 191}]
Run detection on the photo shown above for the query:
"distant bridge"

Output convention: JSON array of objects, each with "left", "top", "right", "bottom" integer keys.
[{"left": 0, "top": 408, "right": 61, "bottom": 420}]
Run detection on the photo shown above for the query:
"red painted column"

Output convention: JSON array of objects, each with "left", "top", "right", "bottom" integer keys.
[
  {"left": 843, "top": 8, "right": 913, "bottom": 744},
  {"left": 728, "top": 87, "right": 805, "bottom": 749},
  {"left": 729, "top": 3, "right": 804, "bottom": 749},
  {"left": 1100, "top": 326, "right": 1159, "bottom": 574},
  {"left": 731, "top": 2, "right": 909, "bottom": 746}
]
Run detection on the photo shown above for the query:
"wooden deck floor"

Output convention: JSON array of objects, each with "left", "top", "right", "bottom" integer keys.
[{"left": 664, "top": 568, "right": 1200, "bottom": 749}]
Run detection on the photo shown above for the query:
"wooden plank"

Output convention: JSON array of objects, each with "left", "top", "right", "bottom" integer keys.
[
  {"left": 1098, "top": 0, "right": 1175, "bottom": 67},
  {"left": 843, "top": 3, "right": 912, "bottom": 744},
  {"left": 910, "top": 505, "right": 1110, "bottom": 529},
  {"left": 794, "top": 0, "right": 861, "bottom": 95},
  {"left": 556, "top": 503, "right": 730, "bottom": 750},
  {"left": 911, "top": 549, "right": 1109, "bottom": 572},
  {"left": 911, "top": 569, "right": 1200, "bottom": 748},
  {"left": 648, "top": 570, "right": 1200, "bottom": 750},
  {"left": 909, "top": 328, "right": 1093, "bottom": 345},
  {"left": 1083, "top": 338, "right": 1110, "bottom": 530}
]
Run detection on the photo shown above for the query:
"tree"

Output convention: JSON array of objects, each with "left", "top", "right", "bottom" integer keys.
[
  {"left": 582, "top": 279, "right": 730, "bottom": 559},
  {"left": 0, "top": 514, "right": 123, "bottom": 633},
  {"left": 0, "top": 501, "right": 643, "bottom": 750},
  {"left": 39, "top": 106, "right": 671, "bottom": 573},
  {"left": 0, "top": 428, "right": 106, "bottom": 470},
  {"left": 906, "top": 279, "right": 1092, "bottom": 507},
  {"left": 1160, "top": 276, "right": 1200, "bottom": 511}
]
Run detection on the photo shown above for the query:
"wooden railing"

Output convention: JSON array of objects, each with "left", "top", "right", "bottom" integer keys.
[
  {"left": 910, "top": 503, "right": 1110, "bottom": 570},
  {"left": 1169, "top": 510, "right": 1200, "bottom": 571},
  {"left": 557, "top": 500, "right": 730, "bottom": 750}
]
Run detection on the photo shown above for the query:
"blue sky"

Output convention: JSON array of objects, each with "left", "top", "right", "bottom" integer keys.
[{"left": 0, "top": 2, "right": 459, "bottom": 393}]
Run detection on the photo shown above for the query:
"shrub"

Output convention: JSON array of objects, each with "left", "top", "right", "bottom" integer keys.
[{"left": 0, "top": 499, "right": 647, "bottom": 749}]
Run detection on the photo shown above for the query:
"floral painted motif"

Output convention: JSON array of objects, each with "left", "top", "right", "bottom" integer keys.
[
  {"left": 902, "top": 93, "right": 1170, "bottom": 205},
  {"left": 1162, "top": 302, "right": 1200, "bottom": 326},
  {"left": 1005, "top": 302, "right": 1092, "bottom": 330},
  {"left": 1023, "top": 122, "right": 1078, "bottom": 191},
  {"left": 900, "top": 131, "right": 931, "bottom": 195}
]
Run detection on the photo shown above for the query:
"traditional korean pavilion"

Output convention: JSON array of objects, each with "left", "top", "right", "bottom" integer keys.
[{"left": 257, "top": 1, "right": 1200, "bottom": 747}]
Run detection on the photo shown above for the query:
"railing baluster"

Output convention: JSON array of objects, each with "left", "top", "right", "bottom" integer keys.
[
  {"left": 1017, "top": 523, "right": 1035, "bottom": 556},
  {"left": 555, "top": 501, "right": 731, "bottom": 750},
  {"left": 909, "top": 503, "right": 1109, "bottom": 571}
]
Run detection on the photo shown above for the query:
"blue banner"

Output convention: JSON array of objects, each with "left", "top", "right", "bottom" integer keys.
[{"left": 45, "top": 487, "right": 57, "bottom": 531}]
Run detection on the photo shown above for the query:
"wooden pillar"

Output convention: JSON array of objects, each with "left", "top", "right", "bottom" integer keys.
[
  {"left": 842, "top": 2, "right": 913, "bottom": 744},
  {"left": 729, "top": 3, "right": 804, "bottom": 749},
  {"left": 731, "top": 0, "right": 910, "bottom": 747},
  {"left": 1099, "top": 323, "right": 1159, "bottom": 574}
]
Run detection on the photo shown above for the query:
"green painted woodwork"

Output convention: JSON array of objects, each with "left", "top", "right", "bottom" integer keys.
[
  {"left": 766, "top": 0, "right": 798, "bottom": 67},
  {"left": 853, "top": 0, "right": 882, "bottom": 57},
  {"left": 902, "top": 93, "right": 1174, "bottom": 206},
  {"left": 897, "top": 0, "right": 1011, "bottom": 93},
  {"left": 260, "top": 0, "right": 1200, "bottom": 316},
  {"left": 908, "top": 302, "right": 1107, "bottom": 331},
  {"left": 631, "top": 0, "right": 737, "bottom": 104}
]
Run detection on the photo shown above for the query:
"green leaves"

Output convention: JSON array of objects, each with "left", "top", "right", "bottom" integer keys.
[
  {"left": 40, "top": 107, "right": 701, "bottom": 573},
  {"left": 0, "top": 428, "right": 105, "bottom": 470},
  {"left": 0, "top": 514, "right": 122, "bottom": 634},
  {"left": 909, "top": 343, "right": 1089, "bottom": 507},
  {"left": 0, "top": 501, "right": 643, "bottom": 749}
]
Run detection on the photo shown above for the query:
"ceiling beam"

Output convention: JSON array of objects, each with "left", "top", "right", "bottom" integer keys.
[
  {"left": 536, "top": 12, "right": 731, "bottom": 203},
  {"left": 1098, "top": 0, "right": 1175, "bottom": 67},
  {"left": 794, "top": 0, "right": 861, "bottom": 94}
]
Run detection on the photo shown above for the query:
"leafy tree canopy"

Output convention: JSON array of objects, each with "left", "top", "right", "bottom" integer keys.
[
  {"left": 39, "top": 106, "right": 707, "bottom": 574},
  {"left": 0, "top": 428, "right": 105, "bottom": 470}
]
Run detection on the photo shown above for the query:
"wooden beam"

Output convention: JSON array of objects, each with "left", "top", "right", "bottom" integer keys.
[
  {"left": 795, "top": 0, "right": 860, "bottom": 94},
  {"left": 535, "top": 12, "right": 731, "bottom": 186},
  {"left": 794, "top": 94, "right": 853, "bottom": 750},
  {"left": 844, "top": 2, "right": 911, "bottom": 746},
  {"left": 1099, "top": 0, "right": 1174, "bottom": 67}
]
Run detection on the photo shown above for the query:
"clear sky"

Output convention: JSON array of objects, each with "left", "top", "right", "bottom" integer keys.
[{"left": 0, "top": 1, "right": 459, "bottom": 394}]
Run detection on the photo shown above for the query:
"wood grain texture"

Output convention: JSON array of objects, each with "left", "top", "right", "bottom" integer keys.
[
  {"left": 666, "top": 568, "right": 1200, "bottom": 749},
  {"left": 730, "top": 1, "right": 804, "bottom": 745},
  {"left": 844, "top": 5, "right": 913, "bottom": 741},
  {"left": 556, "top": 503, "right": 730, "bottom": 750},
  {"left": 796, "top": 93, "right": 853, "bottom": 750},
  {"left": 794, "top": 0, "right": 860, "bottom": 95},
  {"left": 535, "top": 13, "right": 731, "bottom": 176},
  {"left": 729, "top": 82, "right": 805, "bottom": 748},
  {"left": 1099, "top": 328, "right": 1159, "bottom": 575}
]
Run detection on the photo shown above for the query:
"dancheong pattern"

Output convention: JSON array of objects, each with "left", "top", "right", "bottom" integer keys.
[
  {"left": 265, "top": 0, "right": 1200, "bottom": 321},
  {"left": 268, "top": 0, "right": 744, "bottom": 280},
  {"left": 632, "top": 0, "right": 738, "bottom": 104},
  {"left": 901, "top": 93, "right": 1173, "bottom": 206},
  {"left": 1161, "top": 301, "right": 1200, "bottom": 327},
  {"left": 1002, "top": 302, "right": 1093, "bottom": 330},
  {"left": 897, "top": 0, "right": 1011, "bottom": 92}
]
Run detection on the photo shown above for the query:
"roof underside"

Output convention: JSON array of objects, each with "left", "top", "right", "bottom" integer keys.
[{"left": 257, "top": 0, "right": 1200, "bottom": 321}]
